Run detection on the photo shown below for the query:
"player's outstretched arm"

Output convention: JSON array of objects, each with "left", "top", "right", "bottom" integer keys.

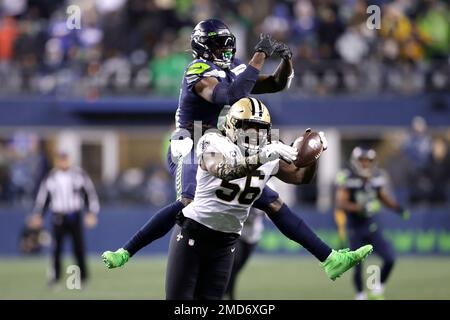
[
  {"left": 200, "top": 151, "right": 260, "bottom": 181},
  {"left": 194, "top": 53, "right": 264, "bottom": 105},
  {"left": 194, "top": 34, "right": 279, "bottom": 105},
  {"left": 378, "top": 188, "right": 410, "bottom": 220},
  {"left": 275, "top": 160, "right": 317, "bottom": 185},
  {"left": 274, "top": 130, "right": 327, "bottom": 184},
  {"left": 252, "top": 42, "right": 294, "bottom": 94},
  {"left": 200, "top": 141, "right": 297, "bottom": 181}
]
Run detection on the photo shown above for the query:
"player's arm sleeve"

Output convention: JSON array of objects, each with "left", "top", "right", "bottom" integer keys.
[
  {"left": 187, "top": 58, "right": 260, "bottom": 105},
  {"left": 32, "top": 179, "right": 50, "bottom": 216},
  {"left": 81, "top": 171, "right": 100, "bottom": 214},
  {"left": 211, "top": 65, "right": 260, "bottom": 105},
  {"left": 251, "top": 59, "right": 294, "bottom": 94},
  {"left": 275, "top": 160, "right": 317, "bottom": 185}
]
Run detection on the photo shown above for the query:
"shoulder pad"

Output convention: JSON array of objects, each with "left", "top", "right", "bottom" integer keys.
[
  {"left": 186, "top": 61, "right": 213, "bottom": 76},
  {"left": 196, "top": 132, "right": 224, "bottom": 157},
  {"left": 371, "top": 169, "right": 388, "bottom": 187},
  {"left": 185, "top": 60, "right": 224, "bottom": 86}
]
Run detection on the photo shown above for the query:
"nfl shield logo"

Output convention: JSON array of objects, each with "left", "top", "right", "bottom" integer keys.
[{"left": 188, "top": 239, "right": 195, "bottom": 246}]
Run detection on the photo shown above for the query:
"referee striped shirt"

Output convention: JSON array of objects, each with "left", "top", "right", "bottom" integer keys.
[{"left": 33, "top": 166, "right": 100, "bottom": 215}]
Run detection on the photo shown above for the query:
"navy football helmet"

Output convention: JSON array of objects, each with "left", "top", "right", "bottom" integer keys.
[
  {"left": 350, "top": 146, "right": 377, "bottom": 178},
  {"left": 191, "top": 19, "right": 236, "bottom": 69}
]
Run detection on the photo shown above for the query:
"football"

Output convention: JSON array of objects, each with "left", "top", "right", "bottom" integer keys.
[{"left": 292, "top": 130, "right": 324, "bottom": 168}]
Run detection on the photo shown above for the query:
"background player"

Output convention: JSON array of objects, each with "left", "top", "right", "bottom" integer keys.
[{"left": 335, "top": 147, "right": 410, "bottom": 300}]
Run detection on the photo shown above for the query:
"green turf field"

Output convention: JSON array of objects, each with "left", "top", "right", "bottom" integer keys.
[{"left": 1, "top": 255, "right": 449, "bottom": 299}]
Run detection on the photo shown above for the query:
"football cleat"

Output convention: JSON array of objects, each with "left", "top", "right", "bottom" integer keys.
[
  {"left": 321, "top": 244, "right": 373, "bottom": 281},
  {"left": 102, "top": 248, "right": 130, "bottom": 269},
  {"left": 368, "top": 283, "right": 386, "bottom": 300},
  {"left": 368, "top": 292, "right": 385, "bottom": 300}
]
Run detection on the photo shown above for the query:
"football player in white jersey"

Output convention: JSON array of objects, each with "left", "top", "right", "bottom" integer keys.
[{"left": 161, "top": 97, "right": 373, "bottom": 299}]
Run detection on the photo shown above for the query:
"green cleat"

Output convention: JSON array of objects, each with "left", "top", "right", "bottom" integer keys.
[
  {"left": 321, "top": 244, "right": 373, "bottom": 281},
  {"left": 102, "top": 248, "right": 130, "bottom": 269},
  {"left": 368, "top": 293, "right": 385, "bottom": 300}
]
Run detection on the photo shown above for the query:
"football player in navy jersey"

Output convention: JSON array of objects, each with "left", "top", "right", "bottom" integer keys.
[
  {"left": 335, "top": 147, "right": 410, "bottom": 300},
  {"left": 102, "top": 20, "right": 368, "bottom": 292}
]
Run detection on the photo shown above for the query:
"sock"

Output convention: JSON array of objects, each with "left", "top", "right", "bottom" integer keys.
[
  {"left": 355, "top": 292, "right": 367, "bottom": 300},
  {"left": 123, "top": 201, "right": 185, "bottom": 256},
  {"left": 268, "top": 204, "right": 332, "bottom": 262},
  {"left": 354, "top": 263, "right": 363, "bottom": 292}
]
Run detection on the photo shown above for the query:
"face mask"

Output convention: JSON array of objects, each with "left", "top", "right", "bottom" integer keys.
[{"left": 235, "top": 128, "right": 268, "bottom": 156}]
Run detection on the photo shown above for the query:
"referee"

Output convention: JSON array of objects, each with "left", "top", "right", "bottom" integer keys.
[{"left": 31, "top": 151, "right": 100, "bottom": 286}]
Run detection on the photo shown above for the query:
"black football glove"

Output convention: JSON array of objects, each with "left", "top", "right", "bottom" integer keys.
[
  {"left": 254, "top": 34, "right": 278, "bottom": 58},
  {"left": 274, "top": 41, "right": 292, "bottom": 60}
]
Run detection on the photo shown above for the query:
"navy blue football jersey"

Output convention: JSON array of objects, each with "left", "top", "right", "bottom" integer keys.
[
  {"left": 175, "top": 58, "right": 247, "bottom": 132},
  {"left": 335, "top": 167, "right": 388, "bottom": 222}
]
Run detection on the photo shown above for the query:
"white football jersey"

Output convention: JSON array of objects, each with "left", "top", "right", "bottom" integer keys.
[{"left": 182, "top": 132, "right": 279, "bottom": 234}]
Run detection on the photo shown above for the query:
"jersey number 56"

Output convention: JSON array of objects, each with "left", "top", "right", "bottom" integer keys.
[{"left": 215, "top": 171, "right": 264, "bottom": 205}]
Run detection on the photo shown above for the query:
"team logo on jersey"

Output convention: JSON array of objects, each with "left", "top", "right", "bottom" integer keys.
[
  {"left": 200, "top": 139, "right": 210, "bottom": 152},
  {"left": 176, "top": 232, "right": 183, "bottom": 242}
]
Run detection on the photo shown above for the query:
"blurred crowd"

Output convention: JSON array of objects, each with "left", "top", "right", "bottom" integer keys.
[
  {"left": 394, "top": 117, "right": 450, "bottom": 205},
  {"left": 0, "top": 133, "right": 50, "bottom": 207},
  {"left": 0, "top": 0, "right": 449, "bottom": 97},
  {"left": 375, "top": 117, "right": 450, "bottom": 207}
]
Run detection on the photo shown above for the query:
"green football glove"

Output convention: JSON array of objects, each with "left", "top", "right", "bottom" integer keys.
[{"left": 397, "top": 208, "right": 410, "bottom": 220}]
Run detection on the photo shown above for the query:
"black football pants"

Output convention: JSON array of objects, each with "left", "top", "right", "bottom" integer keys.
[
  {"left": 349, "top": 225, "right": 395, "bottom": 292},
  {"left": 165, "top": 217, "right": 238, "bottom": 300},
  {"left": 50, "top": 212, "right": 87, "bottom": 282},
  {"left": 224, "top": 238, "right": 257, "bottom": 300}
]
